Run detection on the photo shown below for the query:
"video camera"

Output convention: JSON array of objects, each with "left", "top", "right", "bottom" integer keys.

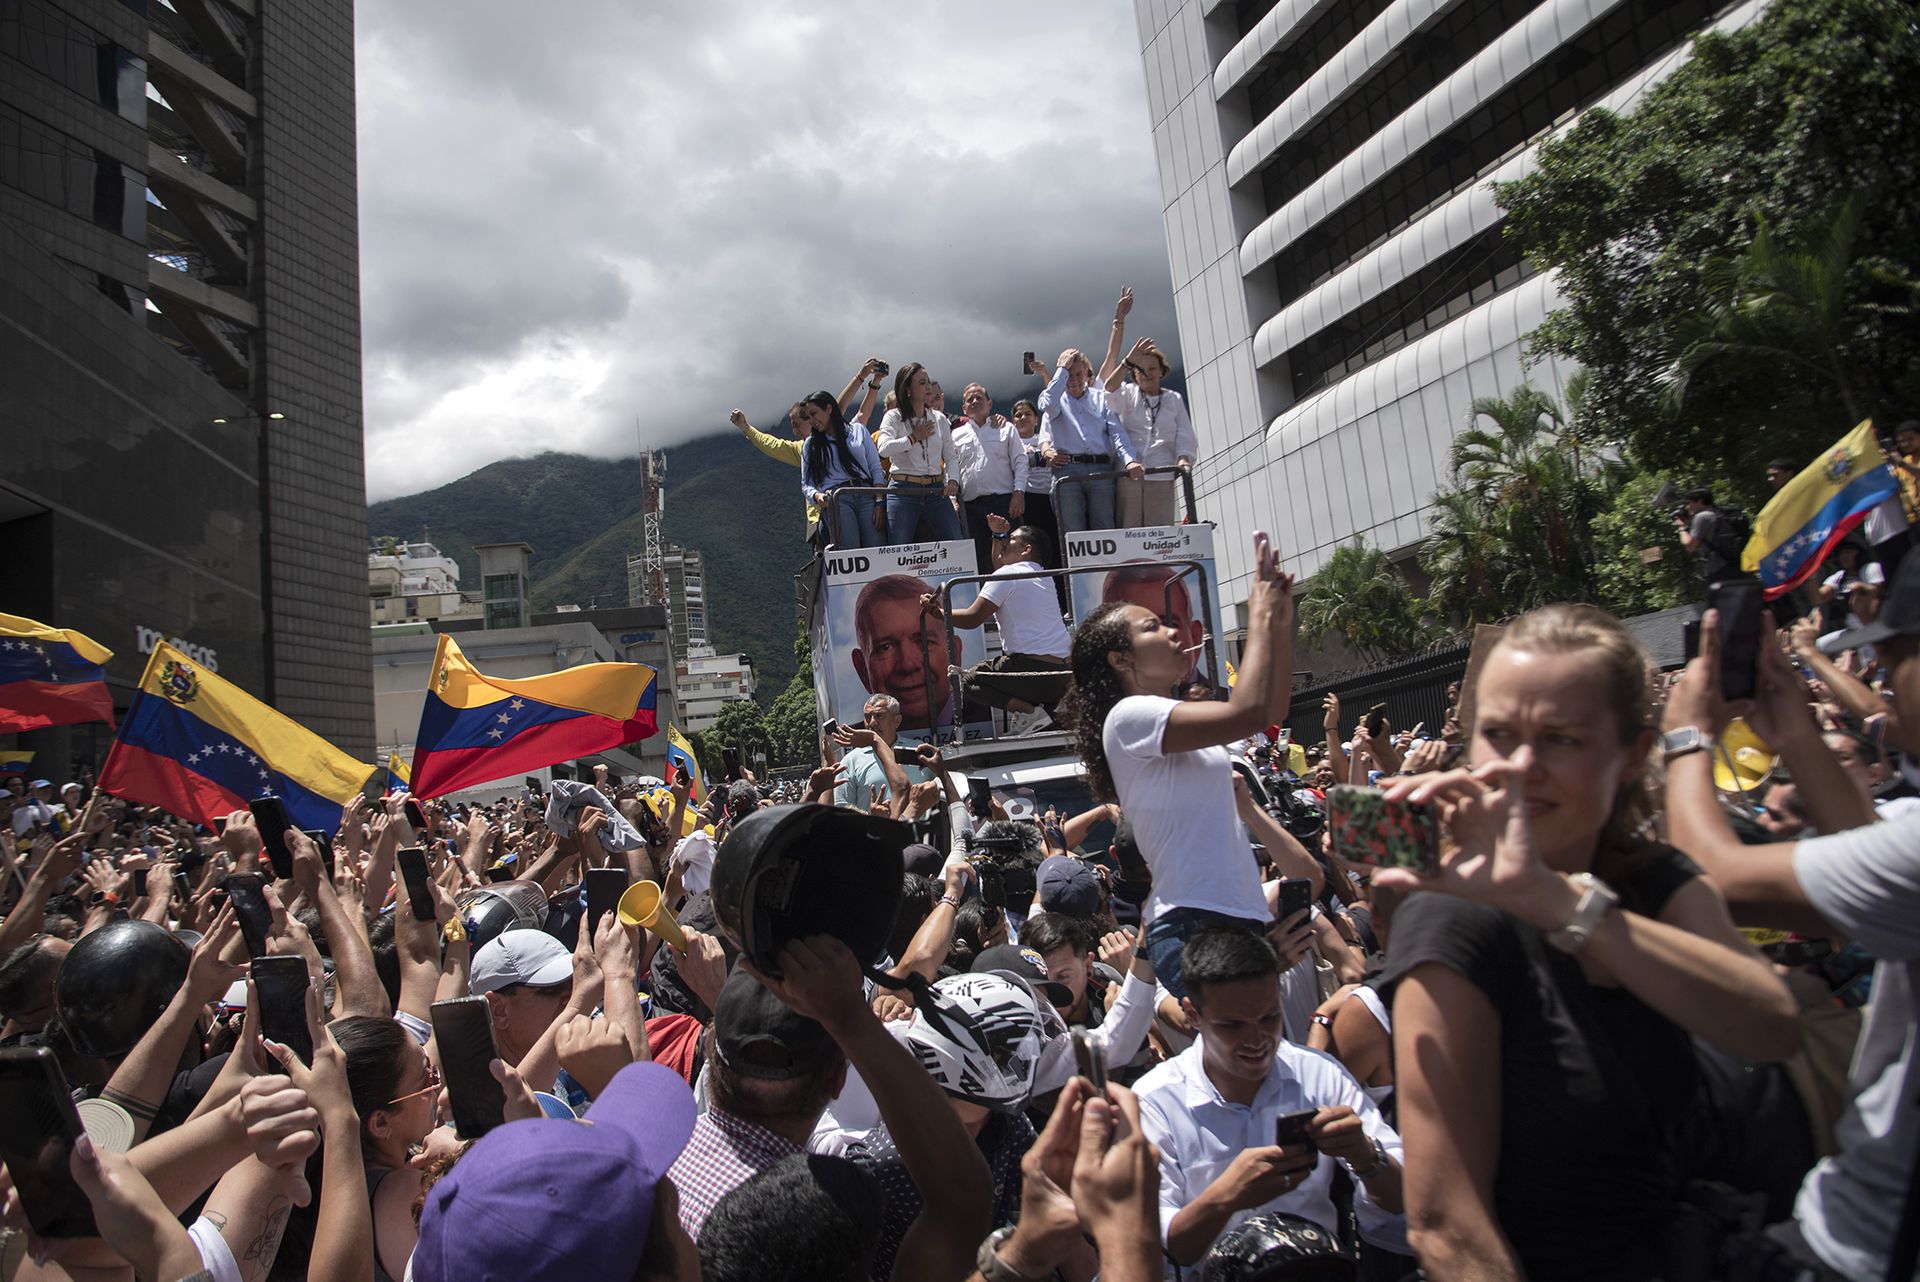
[{"left": 960, "top": 820, "right": 1044, "bottom": 910}]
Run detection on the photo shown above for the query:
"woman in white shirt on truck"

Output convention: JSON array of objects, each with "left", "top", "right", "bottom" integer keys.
[{"left": 1061, "top": 532, "right": 1296, "bottom": 999}]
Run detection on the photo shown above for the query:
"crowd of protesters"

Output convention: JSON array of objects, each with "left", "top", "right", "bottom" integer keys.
[
  {"left": 4, "top": 506, "right": 1917, "bottom": 1279},
  {"left": 4, "top": 290, "right": 1919, "bottom": 1280}
]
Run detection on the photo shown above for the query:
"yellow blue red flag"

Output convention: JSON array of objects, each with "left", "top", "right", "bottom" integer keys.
[
  {"left": 99, "top": 642, "right": 375, "bottom": 831},
  {"left": 387, "top": 751, "right": 412, "bottom": 795},
  {"left": 663, "top": 723, "right": 704, "bottom": 805},
  {"left": 0, "top": 750, "right": 33, "bottom": 778},
  {"left": 1744, "top": 421, "right": 1899, "bottom": 599},
  {"left": 409, "top": 634, "right": 658, "bottom": 798},
  {"left": 0, "top": 613, "right": 115, "bottom": 732}
]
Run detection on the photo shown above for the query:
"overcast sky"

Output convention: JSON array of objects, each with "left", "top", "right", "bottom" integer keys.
[{"left": 355, "top": 2, "right": 1178, "bottom": 502}]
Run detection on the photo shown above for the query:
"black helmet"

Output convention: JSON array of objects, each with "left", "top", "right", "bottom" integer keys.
[
  {"left": 54, "top": 920, "right": 191, "bottom": 1059},
  {"left": 1205, "top": 1212, "right": 1354, "bottom": 1281},
  {"left": 711, "top": 805, "right": 909, "bottom": 976}
]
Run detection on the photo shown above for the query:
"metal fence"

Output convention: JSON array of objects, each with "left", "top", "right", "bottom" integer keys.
[{"left": 1282, "top": 643, "right": 1471, "bottom": 747}]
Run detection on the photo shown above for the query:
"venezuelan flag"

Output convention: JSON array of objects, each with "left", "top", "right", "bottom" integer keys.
[
  {"left": 0, "top": 750, "right": 33, "bottom": 777},
  {"left": 387, "top": 751, "right": 412, "bottom": 795},
  {"left": 0, "top": 613, "right": 115, "bottom": 732},
  {"left": 409, "top": 634, "right": 657, "bottom": 798},
  {"left": 1744, "top": 421, "right": 1900, "bottom": 599},
  {"left": 99, "top": 642, "right": 375, "bottom": 832},
  {"left": 663, "top": 723, "right": 704, "bottom": 805}
]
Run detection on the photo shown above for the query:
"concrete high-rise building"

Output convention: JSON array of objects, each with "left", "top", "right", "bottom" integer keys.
[
  {"left": 1, "top": 0, "right": 372, "bottom": 760},
  {"left": 663, "top": 545, "right": 708, "bottom": 666},
  {"left": 1131, "top": 0, "right": 1758, "bottom": 607}
]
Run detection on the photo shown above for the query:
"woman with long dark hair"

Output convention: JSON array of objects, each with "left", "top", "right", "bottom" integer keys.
[
  {"left": 799, "top": 389, "right": 886, "bottom": 549},
  {"left": 1059, "top": 534, "right": 1294, "bottom": 999},
  {"left": 875, "top": 362, "right": 963, "bottom": 543}
]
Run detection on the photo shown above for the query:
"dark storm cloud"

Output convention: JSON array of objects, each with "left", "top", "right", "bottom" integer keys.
[{"left": 357, "top": 1, "right": 1177, "bottom": 499}]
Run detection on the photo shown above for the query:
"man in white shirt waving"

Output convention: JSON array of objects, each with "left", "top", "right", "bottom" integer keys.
[
  {"left": 1135, "top": 925, "right": 1405, "bottom": 1273},
  {"left": 920, "top": 514, "right": 1071, "bottom": 736}
]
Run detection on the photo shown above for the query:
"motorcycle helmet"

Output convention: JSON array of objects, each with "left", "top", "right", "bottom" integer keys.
[
  {"left": 54, "top": 920, "right": 191, "bottom": 1059},
  {"left": 710, "top": 805, "right": 908, "bottom": 976},
  {"left": 455, "top": 880, "right": 549, "bottom": 951},
  {"left": 1205, "top": 1212, "right": 1354, "bottom": 1281},
  {"left": 899, "top": 971, "right": 1068, "bottom": 1112}
]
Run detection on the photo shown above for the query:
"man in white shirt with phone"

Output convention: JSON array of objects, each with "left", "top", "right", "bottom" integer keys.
[{"left": 922, "top": 515, "right": 1071, "bottom": 736}]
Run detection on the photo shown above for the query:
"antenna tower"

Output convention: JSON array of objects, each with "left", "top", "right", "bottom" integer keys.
[{"left": 638, "top": 442, "right": 667, "bottom": 607}]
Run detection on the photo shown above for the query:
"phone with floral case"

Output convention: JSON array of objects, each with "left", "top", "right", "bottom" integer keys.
[{"left": 1326, "top": 785, "right": 1440, "bottom": 875}]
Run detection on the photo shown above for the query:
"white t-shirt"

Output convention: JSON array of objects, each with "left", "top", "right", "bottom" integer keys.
[
  {"left": 1790, "top": 812, "right": 1920, "bottom": 1277},
  {"left": 1103, "top": 695, "right": 1268, "bottom": 925},
  {"left": 672, "top": 831, "right": 716, "bottom": 898},
  {"left": 978, "top": 560, "right": 1071, "bottom": 657},
  {"left": 1823, "top": 563, "right": 1885, "bottom": 593}
]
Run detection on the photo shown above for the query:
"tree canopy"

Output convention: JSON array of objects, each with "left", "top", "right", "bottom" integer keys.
[{"left": 1496, "top": 0, "right": 1920, "bottom": 486}]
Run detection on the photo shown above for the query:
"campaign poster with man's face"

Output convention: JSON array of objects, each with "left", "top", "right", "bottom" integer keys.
[
  {"left": 1066, "top": 524, "right": 1226, "bottom": 689},
  {"left": 818, "top": 541, "right": 992, "bottom": 744}
]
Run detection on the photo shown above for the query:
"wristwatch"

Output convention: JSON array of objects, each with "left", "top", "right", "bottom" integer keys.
[
  {"left": 976, "top": 1226, "right": 1046, "bottom": 1282},
  {"left": 1546, "top": 872, "right": 1619, "bottom": 955},
  {"left": 1660, "top": 726, "right": 1710, "bottom": 762},
  {"left": 1341, "top": 1135, "right": 1390, "bottom": 1180}
]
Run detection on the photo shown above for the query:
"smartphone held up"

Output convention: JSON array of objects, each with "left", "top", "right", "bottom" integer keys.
[{"left": 1325, "top": 785, "right": 1441, "bottom": 876}]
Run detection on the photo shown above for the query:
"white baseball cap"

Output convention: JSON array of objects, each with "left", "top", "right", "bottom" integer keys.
[{"left": 469, "top": 929, "right": 572, "bottom": 995}]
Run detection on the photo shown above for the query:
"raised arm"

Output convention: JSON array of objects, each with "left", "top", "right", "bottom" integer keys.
[
  {"left": 1661, "top": 617, "right": 1857, "bottom": 932},
  {"left": 755, "top": 937, "right": 991, "bottom": 1282},
  {"left": 1061, "top": 803, "right": 1118, "bottom": 852},
  {"left": 1791, "top": 615, "right": 1919, "bottom": 754},
  {"left": 1098, "top": 287, "right": 1133, "bottom": 383},
  {"left": 1234, "top": 780, "right": 1323, "bottom": 896},
  {"left": 1323, "top": 694, "right": 1351, "bottom": 786},
  {"left": 1162, "top": 549, "right": 1296, "bottom": 754},
  {"left": 105, "top": 910, "right": 244, "bottom": 1144},
  {"left": 834, "top": 727, "right": 910, "bottom": 818},
  {"left": 838, "top": 358, "right": 883, "bottom": 414}
]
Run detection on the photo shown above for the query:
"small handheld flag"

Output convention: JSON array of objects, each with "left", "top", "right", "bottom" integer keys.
[
  {"left": 663, "top": 724, "right": 704, "bottom": 805},
  {"left": 100, "top": 642, "right": 375, "bottom": 832},
  {"left": 0, "top": 614, "right": 115, "bottom": 732},
  {"left": 1744, "top": 422, "right": 1900, "bottom": 599},
  {"left": 408, "top": 634, "right": 658, "bottom": 798},
  {"left": 387, "top": 751, "right": 412, "bottom": 795}
]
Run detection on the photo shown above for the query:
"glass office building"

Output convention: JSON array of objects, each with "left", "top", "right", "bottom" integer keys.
[
  {"left": 1, "top": 0, "right": 372, "bottom": 766},
  {"left": 1131, "top": 0, "right": 1765, "bottom": 601}
]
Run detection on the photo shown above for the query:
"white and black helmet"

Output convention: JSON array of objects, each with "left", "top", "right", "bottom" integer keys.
[{"left": 899, "top": 972, "right": 1069, "bottom": 1111}]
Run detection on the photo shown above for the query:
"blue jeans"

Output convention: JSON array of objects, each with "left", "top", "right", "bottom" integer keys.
[
  {"left": 886, "top": 483, "right": 963, "bottom": 544},
  {"left": 829, "top": 489, "right": 883, "bottom": 548},
  {"left": 1051, "top": 461, "right": 1116, "bottom": 534},
  {"left": 1143, "top": 906, "right": 1270, "bottom": 1001}
]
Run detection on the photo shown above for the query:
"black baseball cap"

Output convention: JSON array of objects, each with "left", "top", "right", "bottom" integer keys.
[
  {"left": 971, "top": 943, "right": 1072, "bottom": 1008},
  {"left": 711, "top": 968, "right": 841, "bottom": 1081},
  {"left": 1822, "top": 550, "right": 1920, "bottom": 656}
]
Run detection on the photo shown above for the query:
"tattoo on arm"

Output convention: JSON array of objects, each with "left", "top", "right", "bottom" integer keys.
[{"left": 242, "top": 1196, "right": 293, "bottom": 1280}]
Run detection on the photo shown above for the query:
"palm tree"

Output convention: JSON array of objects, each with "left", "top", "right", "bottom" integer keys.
[
  {"left": 1663, "top": 194, "right": 1875, "bottom": 423},
  {"left": 1299, "top": 540, "right": 1430, "bottom": 664},
  {"left": 1420, "top": 381, "right": 1620, "bottom": 623}
]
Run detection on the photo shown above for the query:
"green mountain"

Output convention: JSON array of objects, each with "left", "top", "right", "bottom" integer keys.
[{"left": 367, "top": 431, "right": 815, "bottom": 698}]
